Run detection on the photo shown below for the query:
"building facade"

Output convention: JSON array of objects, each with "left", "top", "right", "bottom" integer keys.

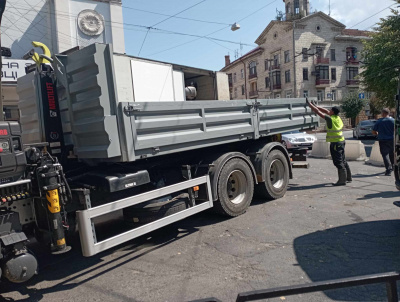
[
  {"left": 221, "top": 0, "right": 370, "bottom": 103},
  {"left": 1, "top": 0, "right": 125, "bottom": 120}
]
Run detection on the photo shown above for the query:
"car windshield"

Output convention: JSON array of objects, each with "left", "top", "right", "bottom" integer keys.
[
  {"left": 360, "top": 120, "right": 376, "bottom": 126},
  {"left": 283, "top": 130, "right": 302, "bottom": 134}
]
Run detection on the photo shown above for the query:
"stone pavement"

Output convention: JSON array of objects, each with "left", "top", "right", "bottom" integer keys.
[{"left": 1, "top": 158, "right": 400, "bottom": 302}]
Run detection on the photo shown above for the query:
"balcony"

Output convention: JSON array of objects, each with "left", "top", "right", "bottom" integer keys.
[
  {"left": 346, "top": 59, "right": 359, "bottom": 65},
  {"left": 249, "top": 91, "right": 258, "bottom": 98},
  {"left": 270, "top": 64, "right": 280, "bottom": 71},
  {"left": 316, "top": 57, "right": 330, "bottom": 65},
  {"left": 346, "top": 79, "right": 360, "bottom": 86},
  {"left": 249, "top": 73, "right": 257, "bottom": 80},
  {"left": 273, "top": 84, "right": 282, "bottom": 91},
  {"left": 316, "top": 79, "right": 330, "bottom": 87}
]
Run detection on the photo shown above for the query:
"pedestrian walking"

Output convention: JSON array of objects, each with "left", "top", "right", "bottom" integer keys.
[
  {"left": 307, "top": 99, "right": 352, "bottom": 186},
  {"left": 372, "top": 108, "right": 394, "bottom": 176}
]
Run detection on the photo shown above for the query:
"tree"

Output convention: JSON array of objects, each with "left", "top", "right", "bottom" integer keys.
[
  {"left": 341, "top": 93, "right": 364, "bottom": 127},
  {"left": 360, "top": 0, "right": 400, "bottom": 108}
]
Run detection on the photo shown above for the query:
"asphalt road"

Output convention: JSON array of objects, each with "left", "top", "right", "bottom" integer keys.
[{"left": 1, "top": 156, "right": 400, "bottom": 302}]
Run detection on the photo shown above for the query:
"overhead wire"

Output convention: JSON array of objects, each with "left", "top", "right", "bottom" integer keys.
[
  {"left": 145, "top": 0, "right": 278, "bottom": 57},
  {"left": 138, "top": 0, "right": 207, "bottom": 55},
  {"left": 348, "top": 4, "right": 395, "bottom": 28}
]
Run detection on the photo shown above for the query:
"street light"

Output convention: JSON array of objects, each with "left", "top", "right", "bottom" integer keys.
[{"left": 231, "top": 22, "right": 240, "bottom": 31}]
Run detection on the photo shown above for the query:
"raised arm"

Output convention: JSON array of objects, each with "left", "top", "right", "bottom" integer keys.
[{"left": 307, "top": 98, "right": 326, "bottom": 119}]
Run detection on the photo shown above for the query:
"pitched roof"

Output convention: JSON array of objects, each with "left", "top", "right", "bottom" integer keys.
[
  {"left": 341, "top": 29, "right": 370, "bottom": 37},
  {"left": 254, "top": 21, "right": 292, "bottom": 45},
  {"left": 296, "top": 11, "right": 346, "bottom": 28},
  {"left": 220, "top": 47, "right": 263, "bottom": 71}
]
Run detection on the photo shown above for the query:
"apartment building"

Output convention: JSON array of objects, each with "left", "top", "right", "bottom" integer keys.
[{"left": 221, "top": 0, "right": 370, "bottom": 102}]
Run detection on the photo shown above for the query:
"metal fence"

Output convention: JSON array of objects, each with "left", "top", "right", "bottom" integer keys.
[{"left": 189, "top": 271, "right": 400, "bottom": 302}]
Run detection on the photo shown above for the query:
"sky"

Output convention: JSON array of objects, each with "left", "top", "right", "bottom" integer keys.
[{"left": 121, "top": 0, "right": 397, "bottom": 71}]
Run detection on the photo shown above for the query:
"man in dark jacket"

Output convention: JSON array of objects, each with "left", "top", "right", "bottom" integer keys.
[{"left": 372, "top": 108, "right": 395, "bottom": 176}]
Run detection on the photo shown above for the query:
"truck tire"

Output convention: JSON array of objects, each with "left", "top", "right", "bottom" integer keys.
[
  {"left": 214, "top": 158, "right": 254, "bottom": 217},
  {"left": 255, "top": 149, "right": 289, "bottom": 200}
]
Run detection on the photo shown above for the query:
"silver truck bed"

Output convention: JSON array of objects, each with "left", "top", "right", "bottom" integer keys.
[{"left": 18, "top": 43, "right": 318, "bottom": 162}]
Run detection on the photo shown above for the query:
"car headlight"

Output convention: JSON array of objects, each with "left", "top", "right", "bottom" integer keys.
[{"left": 288, "top": 138, "right": 297, "bottom": 142}]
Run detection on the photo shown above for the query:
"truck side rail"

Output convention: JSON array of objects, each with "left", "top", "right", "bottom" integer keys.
[{"left": 76, "top": 176, "right": 212, "bottom": 257}]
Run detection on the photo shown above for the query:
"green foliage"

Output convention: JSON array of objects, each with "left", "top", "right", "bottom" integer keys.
[
  {"left": 341, "top": 93, "right": 364, "bottom": 119},
  {"left": 360, "top": 0, "right": 400, "bottom": 108}
]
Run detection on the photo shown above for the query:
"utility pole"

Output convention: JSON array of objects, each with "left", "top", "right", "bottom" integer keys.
[{"left": 0, "top": 0, "right": 6, "bottom": 121}]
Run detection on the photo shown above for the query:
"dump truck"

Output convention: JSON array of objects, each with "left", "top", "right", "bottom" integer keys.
[{"left": 0, "top": 43, "right": 318, "bottom": 283}]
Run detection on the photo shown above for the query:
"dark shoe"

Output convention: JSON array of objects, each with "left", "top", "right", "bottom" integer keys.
[
  {"left": 385, "top": 169, "right": 392, "bottom": 176},
  {"left": 333, "top": 169, "right": 347, "bottom": 186},
  {"left": 345, "top": 164, "right": 352, "bottom": 183}
]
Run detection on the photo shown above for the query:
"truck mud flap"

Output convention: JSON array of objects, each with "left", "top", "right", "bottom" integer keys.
[{"left": 76, "top": 176, "right": 212, "bottom": 257}]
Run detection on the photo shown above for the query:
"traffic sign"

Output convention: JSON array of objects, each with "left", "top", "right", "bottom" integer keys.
[
  {"left": 359, "top": 93, "right": 365, "bottom": 99},
  {"left": 327, "top": 93, "right": 332, "bottom": 98}
]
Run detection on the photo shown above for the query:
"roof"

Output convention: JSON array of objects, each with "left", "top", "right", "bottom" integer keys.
[
  {"left": 341, "top": 29, "right": 370, "bottom": 37},
  {"left": 296, "top": 11, "right": 346, "bottom": 28},
  {"left": 254, "top": 21, "right": 292, "bottom": 45},
  {"left": 220, "top": 47, "right": 263, "bottom": 72}
]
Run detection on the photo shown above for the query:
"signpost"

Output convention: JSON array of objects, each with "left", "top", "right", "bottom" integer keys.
[{"left": 359, "top": 92, "right": 365, "bottom": 99}]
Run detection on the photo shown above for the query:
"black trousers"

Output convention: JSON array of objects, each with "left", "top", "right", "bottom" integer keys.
[
  {"left": 379, "top": 140, "right": 394, "bottom": 171},
  {"left": 330, "top": 141, "right": 348, "bottom": 170}
]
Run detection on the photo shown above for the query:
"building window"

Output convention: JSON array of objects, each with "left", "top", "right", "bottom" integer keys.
[
  {"left": 250, "top": 82, "right": 257, "bottom": 93},
  {"left": 241, "top": 69, "right": 244, "bottom": 79},
  {"left": 249, "top": 61, "right": 257, "bottom": 76},
  {"left": 233, "top": 73, "right": 237, "bottom": 83},
  {"left": 346, "top": 47, "right": 358, "bottom": 61},
  {"left": 317, "top": 90, "right": 324, "bottom": 101},
  {"left": 228, "top": 74, "right": 232, "bottom": 86},
  {"left": 275, "top": 93, "right": 281, "bottom": 98},
  {"left": 347, "top": 67, "right": 359, "bottom": 80},
  {"left": 316, "top": 25, "right": 321, "bottom": 31},
  {"left": 331, "top": 68, "right": 336, "bottom": 81},
  {"left": 273, "top": 54, "right": 279, "bottom": 67},
  {"left": 272, "top": 71, "right": 281, "bottom": 87},
  {"left": 287, "top": 2, "right": 291, "bottom": 15},
  {"left": 302, "top": 48, "right": 308, "bottom": 60},
  {"left": 316, "top": 66, "right": 329, "bottom": 80},
  {"left": 303, "top": 90, "right": 309, "bottom": 98},
  {"left": 284, "top": 50, "right": 290, "bottom": 63},
  {"left": 294, "top": 0, "right": 300, "bottom": 14},
  {"left": 264, "top": 60, "right": 268, "bottom": 71},
  {"left": 234, "top": 87, "right": 238, "bottom": 98},
  {"left": 331, "top": 90, "right": 336, "bottom": 101},
  {"left": 265, "top": 77, "right": 270, "bottom": 88},
  {"left": 303, "top": 68, "right": 308, "bottom": 80},
  {"left": 241, "top": 85, "right": 245, "bottom": 95},
  {"left": 330, "top": 49, "right": 336, "bottom": 61},
  {"left": 316, "top": 46, "right": 323, "bottom": 58},
  {"left": 286, "top": 90, "right": 292, "bottom": 98},
  {"left": 285, "top": 70, "right": 291, "bottom": 83}
]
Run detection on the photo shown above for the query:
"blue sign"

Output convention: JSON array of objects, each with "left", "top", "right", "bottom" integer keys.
[
  {"left": 359, "top": 93, "right": 365, "bottom": 99},
  {"left": 327, "top": 93, "right": 332, "bottom": 98}
]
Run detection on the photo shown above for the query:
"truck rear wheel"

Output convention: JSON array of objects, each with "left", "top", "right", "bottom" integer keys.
[
  {"left": 214, "top": 158, "right": 254, "bottom": 217},
  {"left": 255, "top": 149, "right": 289, "bottom": 200}
]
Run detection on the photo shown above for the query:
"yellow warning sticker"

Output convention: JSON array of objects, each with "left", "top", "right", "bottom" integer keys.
[{"left": 46, "top": 189, "right": 60, "bottom": 213}]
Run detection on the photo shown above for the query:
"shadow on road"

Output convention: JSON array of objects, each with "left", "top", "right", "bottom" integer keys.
[
  {"left": 0, "top": 211, "right": 228, "bottom": 301},
  {"left": 293, "top": 220, "right": 400, "bottom": 301},
  {"left": 289, "top": 183, "right": 333, "bottom": 190},
  {"left": 352, "top": 172, "right": 385, "bottom": 178},
  {"left": 357, "top": 191, "right": 400, "bottom": 200}
]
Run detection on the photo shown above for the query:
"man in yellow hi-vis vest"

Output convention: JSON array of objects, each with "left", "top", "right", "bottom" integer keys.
[{"left": 307, "top": 99, "right": 352, "bottom": 186}]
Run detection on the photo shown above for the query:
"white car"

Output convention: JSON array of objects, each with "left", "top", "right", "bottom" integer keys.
[{"left": 281, "top": 130, "right": 317, "bottom": 150}]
